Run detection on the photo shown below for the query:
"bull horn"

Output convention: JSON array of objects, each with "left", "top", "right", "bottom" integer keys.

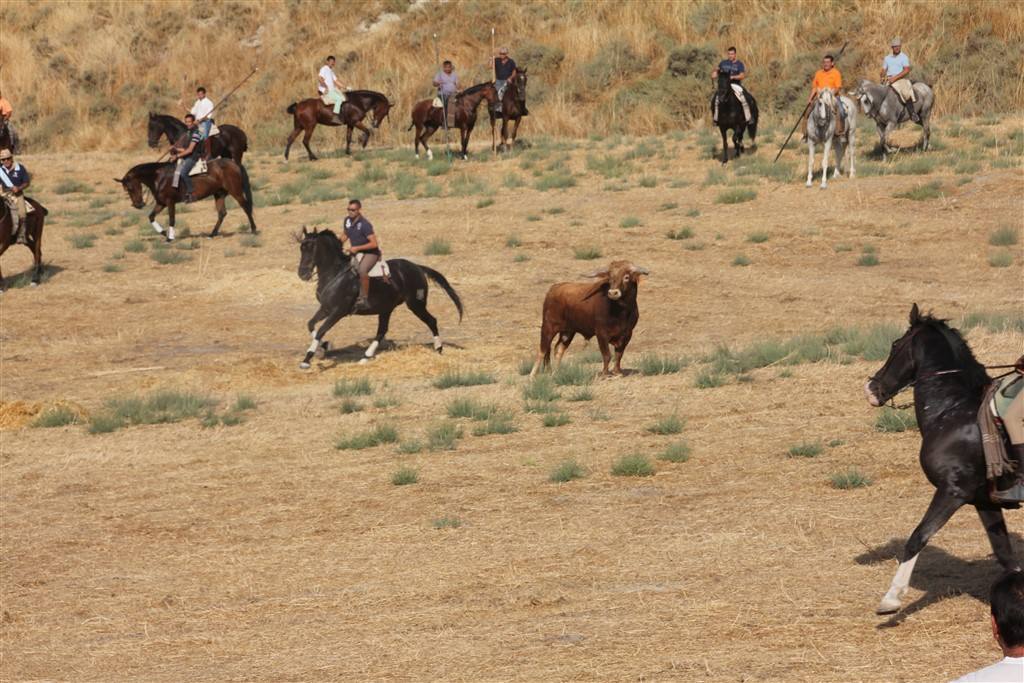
[
  {"left": 113, "top": 177, "right": 123, "bottom": 183},
  {"left": 631, "top": 265, "right": 650, "bottom": 275},
  {"left": 582, "top": 268, "right": 609, "bottom": 278}
]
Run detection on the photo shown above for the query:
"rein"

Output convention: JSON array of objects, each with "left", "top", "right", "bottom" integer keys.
[{"left": 882, "top": 365, "right": 1021, "bottom": 410}]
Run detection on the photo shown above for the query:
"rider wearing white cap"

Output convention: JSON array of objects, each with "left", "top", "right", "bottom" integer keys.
[
  {"left": 0, "top": 148, "right": 30, "bottom": 243},
  {"left": 880, "top": 38, "right": 919, "bottom": 123}
]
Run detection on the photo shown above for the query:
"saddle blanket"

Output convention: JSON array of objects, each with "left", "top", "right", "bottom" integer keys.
[
  {"left": 208, "top": 123, "right": 220, "bottom": 137},
  {"left": 321, "top": 93, "right": 347, "bottom": 105},
  {"left": 980, "top": 375, "right": 1022, "bottom": 480},
  {"left": 432, "top": 97, "right": 443, "bottom": 108},
  {"left": 188, "top": 158, "right": 208, "bottom": 177},
  {"left": 1, "top": 194, "right": 34, "bottom": 213},
  {"left": 356, "top": 252, "right": 391, "bottom": 278}
]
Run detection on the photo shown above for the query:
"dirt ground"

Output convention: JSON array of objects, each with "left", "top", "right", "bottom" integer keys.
[{"left": 2, "top": 119, "right": 1023, "bottom": 681}]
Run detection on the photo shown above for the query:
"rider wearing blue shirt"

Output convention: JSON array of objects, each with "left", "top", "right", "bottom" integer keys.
[
  {"left": 341, "top": 199, "right": 381, "bottom": 311},
  {"left": 0, "top": 147, "right": 30, "bottom": 242},
  {"left": 710, "top": 47, "right": 752, "bottom": 122}
]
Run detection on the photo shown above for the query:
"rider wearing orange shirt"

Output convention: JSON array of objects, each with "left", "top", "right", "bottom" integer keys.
[{"left": 803, "top": 54, "right": 845, "bottom": 138}]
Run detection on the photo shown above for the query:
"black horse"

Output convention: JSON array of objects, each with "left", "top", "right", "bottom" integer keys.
[
  {"left": 0, "top": 119, "right": 17, "bottom": 154},
  {"left": 296, "top": 227, "right": 464, "bottom": 369},
  {"left": 712, "top": 72, "right": 758, "bottom": 164},
  {"left": 147, "top": 113, "right": 248, "bottom": 165},
  {"left": 489, "top": 68, "right": 528, "bottom": 152},
  {"left": 866, "top": 304, "right": 1020, "bottom": 615}
]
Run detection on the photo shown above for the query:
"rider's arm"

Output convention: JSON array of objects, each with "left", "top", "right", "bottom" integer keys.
[
  {"left": 350, "top": 232, "right": 378, "bottom": 253},
  {"left": 892, "top": 65, "right": 912, "bottom": 82},
  {"left": 732, "top": 71, "right": 745, "bottom": 81},
  {"left": 16, "top": 174, "right": 29, "bottom": 193}
]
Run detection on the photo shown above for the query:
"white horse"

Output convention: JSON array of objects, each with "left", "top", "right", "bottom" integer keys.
[{"left": 805, "top": 90, "right": 857, "bottom": 189}]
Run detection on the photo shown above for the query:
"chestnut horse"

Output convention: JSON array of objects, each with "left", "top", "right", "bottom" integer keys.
[
  {"left": 489, "top": 68, "right": 528, "bottom": 151},
  {"left": 408, "top": 83, "right": 498, "bottom": 160},
  {"left": 0, "top": 196, "right": 47, "bottom": 292},
  {"left": 115, "top": 160, "right": 256, "bottom": 241},
  {"left": 284, "top": 93, "right": 387, "bottom": 160}
]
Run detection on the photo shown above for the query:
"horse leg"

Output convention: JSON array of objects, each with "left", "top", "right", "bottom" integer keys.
[
  {"left": 363, "top": 309, "right": 392, "bottom": 362},
  {"left": 166, "top": 202, "right": 177, "bottom": 242},
  {"left": 720, "top": 126, "right": 729, "bottom": 165},
  {"left": 422, "top": 128, "right": 434, "bottom": 161},
  {"left": 357, "top": 122, "right": 371, "bottom": 149},
  {"left": 302, "top": 125, "right": 318, "bottom": 161},
  {"left": 209, "top": 194, "right": 227, "bottom": 238},
  {"left": 877, "top": 489, "right": 964, "bottom": 614},
  {"left": 734, "top": 126, "right": 744, "bottom": 158},
  {"left": 820, "top": 138, "right": 831, "bottom": 189},
  {"left": 285, "top": 126, "right": 302, "bottom": 161},
  {"left": 149, "top": 203, "right": 167, "bottom": 236},
  {"left": 0, "top": 240, "right": 9, "bottom": 291},
  {"left": 490, "top": 112, "right": 497, "bottom": 153},
  {"left": 806, "top": 140, "right": 815, "bottom": 187},
  {"left": 406, "top": 297, "right": 443, "bottom": 353},
  {"left": 345, "top": 125, "right": 353, "bottom": 155},
  {"left": 977, "top": 507, "right": 1022, "bottom": 572},
  {"left": 460, "top": 126, "right": 469, "bottom": 160},
  {"left": 921, "top": 113, "right": 931, "bottom": 151},
  {"left": 848, "top": 129, "right": 856, "bottom": 178},
  {"left": 300, "top": 309, "right": 346, "bottom": 369},
  {"left": 509, "top": 117, "right": 521, "bottom": 148},
  {"left": 30, "top": 220, "right": 43, "bottom": 285}
]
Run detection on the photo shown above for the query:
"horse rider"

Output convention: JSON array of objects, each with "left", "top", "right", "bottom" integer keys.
[
  {"left": 433, "top": 60, "right": 459, "bottom": 125},
  {"left": 711, "top": 46, "right": 751, "bottom": 123},
  {"left": 0, "top": 89, "right": 17, "bottom": 153},
  {"left": 802, "top": 54, "right": 844, "bottom": 141},
  {"left": 186, "top": 86, "right": 216, "bottom": 159},
  {"left": 169, "top": 114, "right": 203, "bottom": 204},
  {"left": 992, "top": 355, "right": 1024, "bottom": 502},
  {"left": 493, "top": 47, "right": 518, "bottom": 110},
  {"left": 0, "top": 148, "right": 30, "bottom": 244},
  {"left": 880, "top": 37, "right": 919, "bottom": 123},
  {"left": 318, "top": 55, "right": 348, "bottom": 122},
  {"left": 341, "top": 198, "right": 381, "bottom": 311}
]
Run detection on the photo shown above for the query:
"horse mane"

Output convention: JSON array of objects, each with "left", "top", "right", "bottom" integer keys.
[
  {"left": 348, "top": 90, "right": 386, "bottom": 101},
  {"left": 128, "top": 161, "right": 173, "bottom": 178},
  {"left": 916, "top": 314, "right": 990, "bottom": 390},
  {"left": 315, "top": 228, "right": 344, "bottom": 252},
  {"left": 459, "top": 82, "right": 493, "bottom": 97}
]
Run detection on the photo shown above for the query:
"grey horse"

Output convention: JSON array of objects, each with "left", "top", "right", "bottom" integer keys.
[
  {"left": 854, "top": 79, "right": 934, "bottom": 160},
  {"left": 805, "top": 90, "right": 857, "bottom": 189}
]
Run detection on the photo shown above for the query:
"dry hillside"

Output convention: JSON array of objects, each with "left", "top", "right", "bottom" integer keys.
[{"left": 1, "top": 0, "right": 1022, "bottom": 149}]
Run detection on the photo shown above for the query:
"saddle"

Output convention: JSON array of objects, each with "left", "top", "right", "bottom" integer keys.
[
  {"left": 187, "top": 158, "right": 208, "bottom": 177},
  {"left": 355, "top": 252, "right": 391, "bottom": 279},
  {"left": 208, "top": 122, "right": 220, "bottom": 137},
  {"left": 320, "top": 93, "right": 347, "bottom": 106},
  {"left": 980, "top": 375, "right": 1023, "bottom": 481}
]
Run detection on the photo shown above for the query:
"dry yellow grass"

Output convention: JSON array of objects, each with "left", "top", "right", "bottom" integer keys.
[
  {"left": 1, "top": 1, "right": 1022, "bottom": 149},
  {"left": 1, "top": 113, "right": 1022, "bottom": 680}
]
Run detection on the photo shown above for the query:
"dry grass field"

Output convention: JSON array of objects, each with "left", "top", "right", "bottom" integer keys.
[{"left": 2, "top": 116, "right": 1023, "bottom": 681}]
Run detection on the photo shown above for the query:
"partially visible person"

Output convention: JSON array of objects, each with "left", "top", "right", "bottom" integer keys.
[
  {"left": 434, "top": 59, "right": 459, "bottom": 124},
  {"left": 0, "top": 90, "right": 16, "bottom": 153},
  {"left": 341, "top": 198, "right": 380, "bottom": 311},
  {"left": 318, "top": 55, "right": 347, "bottom": 119},
  {"left": 0, "top": 148, "right": 30, "bottom": 243},
  {"left": 169, "top": 114, "right": 202, "bottom": 203},
  {"left": 187, "top": 86, "right": 215, "bottom": 158},
  {"left": 804, "top": 54, "right": 845, "bottom": 138},
  {"left": 991, "top": 355, "right": 1024, "bottom": 502},
  {"left": 951, "top": 571, "right": 1024, "bottom": 682},
  {"left": 880, "top": 37, "right": 919, "bottom": 123},
  {"left": 711, "top": 46, "right": 751, "bottom": 123}
]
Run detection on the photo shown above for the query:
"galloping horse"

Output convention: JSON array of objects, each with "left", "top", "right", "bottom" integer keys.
[
  {"left": 805, "top": 90, "right": 857, "bottom": 188},
  {"left": 284, "top": 96, "right": 375, "bottom": 161},
  {"left": 489, "top": 68, "right": 528, "bottom": 152},
  {"left": 712, "top": 71, "right": 758, "bottom": 164},
  {"left": 408, "top": 83, "right": 498, "bottom": 160},
  {"left": 854, "top": 79, "right": 935, "bottom": 161},
  {"left": 115, "top": 160, "right": 256, "bottom": 241},
  {"left": 147, "top": 113, "right": 248, "bottom": 165},
  {"left": 0, "top": 196, "right": 47, "bottom": 291},
  {"left": 296, "top": 227, "right": 463, "bottom": 369},
  {"left": 866, "top": 304, "right": 1020, "bottom": 615}
]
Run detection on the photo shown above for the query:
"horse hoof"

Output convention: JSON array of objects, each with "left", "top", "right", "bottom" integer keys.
[
  {"left": 299, "top": 361, "right": 311, "bottom": 370},
  {"left": 359, "top": 357, "right": 370, "bottom": 365},
  {"left": 805, "top": 182, "right": 813, "bottom": 188},
  {"left": 30, "top": 281, "right": 38, "bottom": 287},
  {"left": 876, "top": 597, "right": 901, "bottom": 615}
]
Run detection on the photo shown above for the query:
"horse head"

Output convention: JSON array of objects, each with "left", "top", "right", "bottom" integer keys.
[
  {"left": 812, "top": 90, "right": 834, "bottom": 129},
  {"left": 115, "top": 171, "right": 146, "bottom": 209},
  {"left": 854, "top": 80, "right": 877, "bottom": 117},
  {"left": 146, "top": 113, "right": 163, "bottom": 148},
  {"left": 371, "top": 98, "right": 392, "bottom": 129},
  {"left": 297, "top": 227, "right": 347, "bottom": 281},
  {"left": 514, "top": 68, "right": 528, "bottom": 102},
  {"left": 716, "top": 71, "right": 733, "bottom": 98}
]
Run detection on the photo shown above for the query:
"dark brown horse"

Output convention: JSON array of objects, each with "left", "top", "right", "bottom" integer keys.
[
  {"left": 147, "top": 113, "right": 248, "bottom": 165},
  {"left": 115, "top": 160, "right": 256, "bottom": 241},
  {"left": 408, "top": 83, "right": 498, "bottom": 160},
  {"left": 489, "top": 68, "right": 528, "bottom": 152},
  {"left": 0, "top": 196, "right": 47, "bottom": 291},
  {"left": 284, "top": 97, "right": 373, "bottom": 160}
]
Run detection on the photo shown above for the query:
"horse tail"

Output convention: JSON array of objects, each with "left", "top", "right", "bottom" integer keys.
[
  {"left": 287, "top": 102, "right": 297, "bottom": 115},
  {"left": 419, "top": 265, "right": 464, "bottom": 322},
  {"left": 240, "top": 163, "right": 253, "bottom": 211}
]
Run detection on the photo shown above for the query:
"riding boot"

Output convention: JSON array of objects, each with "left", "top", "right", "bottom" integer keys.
[
  {"left": 992, "top": 444, "right": 1024, "bottom": 503},
  {"left": 354, "top": 294, "right": 370, "bottom": 311}
]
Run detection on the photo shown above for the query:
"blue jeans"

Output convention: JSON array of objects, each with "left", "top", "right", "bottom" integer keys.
[
  {"left": 198, "top": 120, "right": 213, "bottom": 140},
  {"left": 179, "top": 157, "right": 197, "bottom": 195}
]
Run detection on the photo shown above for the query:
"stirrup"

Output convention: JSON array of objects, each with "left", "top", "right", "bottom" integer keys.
[{"left": 991, "top": 480, "right": 1024, "bottom": 504}]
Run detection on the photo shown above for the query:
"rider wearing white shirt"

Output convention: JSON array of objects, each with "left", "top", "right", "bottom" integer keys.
[
  {"left": 187, "top": 86, "right": 216, "bottom": 158},
  {"left": 318, "top": 55, "right": 346, "bottom": 116}
]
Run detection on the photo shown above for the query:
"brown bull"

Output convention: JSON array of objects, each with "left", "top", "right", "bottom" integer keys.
[{"left": 530, "top": 260, "right": 649, "bottom": 377}]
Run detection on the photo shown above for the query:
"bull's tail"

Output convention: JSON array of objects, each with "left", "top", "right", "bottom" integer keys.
[
  {"left": 420, "top": 265, "right": 464, "bottom": 321},
  {"left": 287, "top": 102, "right": 297, "bottom": 115},
  {"left": 240, "top": 163, "right": 253, "bottom": 211}
]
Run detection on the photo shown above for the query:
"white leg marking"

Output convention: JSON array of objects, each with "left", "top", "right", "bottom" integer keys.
[
  {"left": 427, "top": 149, "right": 433, "bottom": 160},
  {"left": 432, "top": 335, "right": 442, "bottom": 351},
  {"left": 152, "top": 220, "right": 164, "bottom": 234},
  {"left": 820, "top": 139, "right": 831, "bottom": 189},
  {"left": 307, "top": 338, "right": 320, "bottom": 354},
  {"left": 878, "top": 554, "right": 919, "bottom": 614},
  {"left": 365, "top": 340, "right": 380, "bottom": 358},
  {"left": 415, "top": 153, "right": 420, "bottom": 159},
  {"left": 806, "top": 140, "right": 814, "bottom": 187},
  {"left": 166, "top": 226, "right": 176, "bottom": 241}
]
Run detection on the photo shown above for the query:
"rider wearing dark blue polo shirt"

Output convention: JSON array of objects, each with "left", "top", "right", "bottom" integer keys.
[{"left": 710, "top": 46, "right": 752, "bottom": 122}]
